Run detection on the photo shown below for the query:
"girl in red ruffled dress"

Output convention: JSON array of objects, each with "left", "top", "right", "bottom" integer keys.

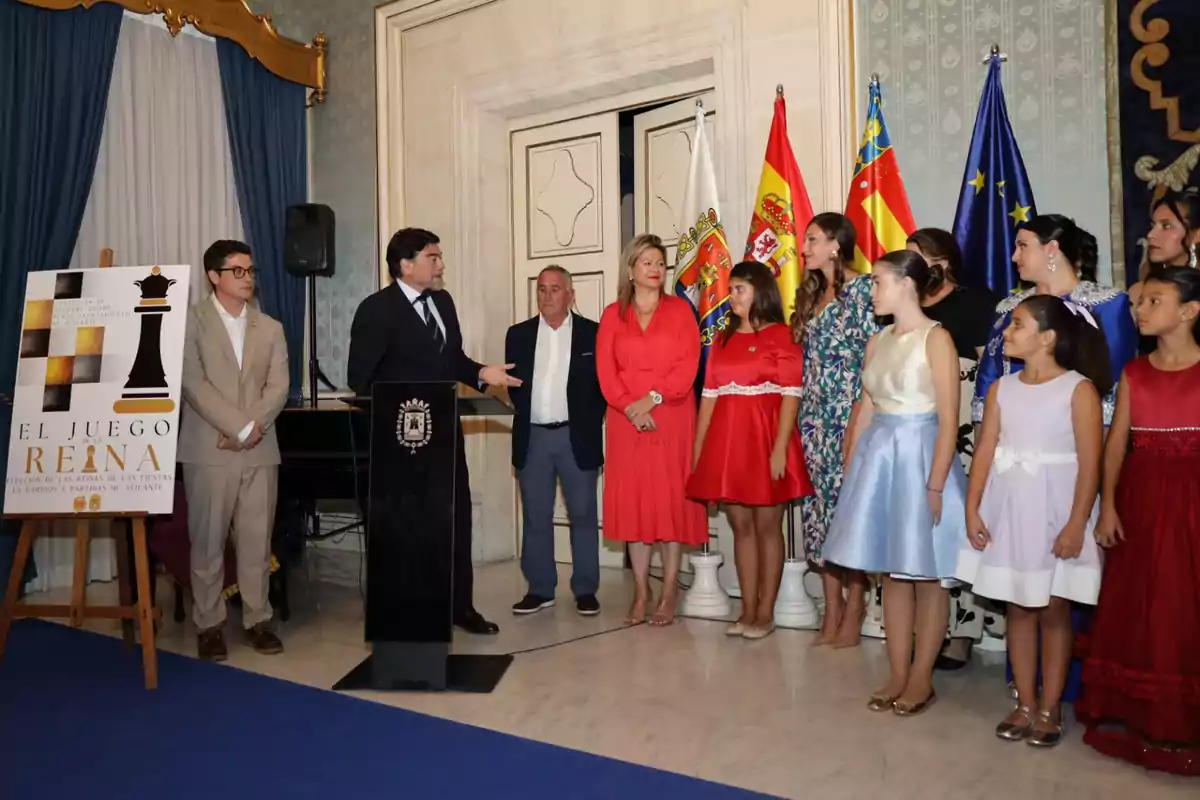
[
  {"left": 1077, "top": 267, "right": 1200, "bottom": 775},
  {"left": 688, "top": 261, "right": 814, "bottom": 640}
]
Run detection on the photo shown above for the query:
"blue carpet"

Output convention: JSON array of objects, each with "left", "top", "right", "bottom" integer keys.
[{"left": 0, "top": 620, "right": 775, "bottom": 799}]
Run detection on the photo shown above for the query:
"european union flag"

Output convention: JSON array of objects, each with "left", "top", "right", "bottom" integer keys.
[{"left": 952, "top": 53, "right": 1037, "bottom": 294}]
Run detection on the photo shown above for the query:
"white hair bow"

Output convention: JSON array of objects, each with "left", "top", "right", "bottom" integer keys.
[{"left": 1063, "top": 300, "right": 1098, "bottom": 329}]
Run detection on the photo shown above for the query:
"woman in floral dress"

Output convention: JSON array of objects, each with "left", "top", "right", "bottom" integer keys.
[{"left": 793, "top": 212, "right": 878, "bottom": 647}]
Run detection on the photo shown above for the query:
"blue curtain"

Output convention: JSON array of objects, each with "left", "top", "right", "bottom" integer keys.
[
  {"left": 0, "top": 0, "right": 123, "bottom": 593},
  {"left": 216, "top": 39, "right": 308, "bottom": 401}
]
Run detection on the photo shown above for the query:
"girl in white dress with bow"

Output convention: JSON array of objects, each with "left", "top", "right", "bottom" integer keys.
[{"left": 956, "top": 295, "right": 1110, "bottom": 748}]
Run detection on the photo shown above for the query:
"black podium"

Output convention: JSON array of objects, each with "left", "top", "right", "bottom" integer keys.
[{"left": 333, "top": 382, "right": 516, "bottom": 693}]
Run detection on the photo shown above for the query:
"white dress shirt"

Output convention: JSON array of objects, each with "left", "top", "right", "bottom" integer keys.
[
  {"left": 530, "top": 313, "right": 572, "bottom": 425},
  {"left": 397, "top": 279, "right": 447, "bottom": 339},
  {"left": 211, "top": 293, "right": 256, "bottom": 443}
]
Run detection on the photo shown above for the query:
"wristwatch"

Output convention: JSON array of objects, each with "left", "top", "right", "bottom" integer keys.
[{"left": 650, "top": 390, "right": 663, "bottom": 405}]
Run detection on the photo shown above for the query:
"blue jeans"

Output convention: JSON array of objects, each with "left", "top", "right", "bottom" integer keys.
[{"left": 517, "top": 425, "right": 599, "bottom": 599}]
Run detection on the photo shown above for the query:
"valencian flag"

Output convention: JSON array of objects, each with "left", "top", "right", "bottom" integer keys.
[
  {"left": 952, "top": 50, "right": 1036, "bottom": 293},
  {"left": 844, "top": 78, "right": 916, "bottom": 273},
  {"left": 744, "top": 86, "right": 814, "bottom": 319},
  {"left": 673, "top": 103, "right": 733, "bottom": 388}
]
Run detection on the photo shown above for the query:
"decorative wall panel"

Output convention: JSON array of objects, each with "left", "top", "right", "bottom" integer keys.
[
  {"left": 856, "top": 0, "right": 1112, "bottom": 282},
  {"left": 525, "top": 135, "right": 604, "bottom": 258}
]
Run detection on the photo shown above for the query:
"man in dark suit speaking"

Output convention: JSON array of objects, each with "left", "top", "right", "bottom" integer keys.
[
  {"left": 347, "top": 227, "right": 520, "bottom": 635},
  {"left": 505, "top": 266, "right": 606, "bottom": 616}
]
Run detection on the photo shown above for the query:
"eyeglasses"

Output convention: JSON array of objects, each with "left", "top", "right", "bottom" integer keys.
[{"left": 216, "top": 266, "right": 255, "bottom": 279}]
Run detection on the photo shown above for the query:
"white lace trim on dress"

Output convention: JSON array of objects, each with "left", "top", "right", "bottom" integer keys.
[{"left": 702, "top": 381, "right": 801, "bottom": 398}]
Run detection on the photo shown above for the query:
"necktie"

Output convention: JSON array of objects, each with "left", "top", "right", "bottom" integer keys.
[{"left": 418, "top": 293, "right": 445, "bottom": 352}]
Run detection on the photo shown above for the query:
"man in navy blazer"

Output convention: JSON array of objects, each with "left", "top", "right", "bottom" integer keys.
[
  {"left": 347, "top": 228, "right": 520, "bottom": 635},
  {"left": 505, "top": 266, "right": 606, "bottom": 616}
]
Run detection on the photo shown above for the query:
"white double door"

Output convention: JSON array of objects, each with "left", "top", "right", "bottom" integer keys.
[{"left": 510, "top": 93, "right": 735, "bottom": 581}]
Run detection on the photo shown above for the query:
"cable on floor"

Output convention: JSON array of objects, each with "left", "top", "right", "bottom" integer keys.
[
  {"left": 504, "top": 622, "right": 641, "bottom": 655},
  {"left": 503, "top": 612, "right": 731, "bottom": 656}
]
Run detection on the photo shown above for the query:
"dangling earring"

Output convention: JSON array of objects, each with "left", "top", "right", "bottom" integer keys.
[
  {"left": 1048, "top": 253, "right": 1058, "bottom": 273},
  {"left": 1188, "top": 243, "right": 1198, "bottom": 269}
]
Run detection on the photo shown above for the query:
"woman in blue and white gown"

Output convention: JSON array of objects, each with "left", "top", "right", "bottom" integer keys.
[{"left": 974, "top": 214, "right": 1137, "bottom": 429}]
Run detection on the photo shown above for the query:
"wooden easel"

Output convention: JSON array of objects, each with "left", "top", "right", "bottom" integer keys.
[
  {"left": 0, "top": 248, "right": 161, "bottom": 689},
  {"left": 0, "top": 513, "right": 159, "bottom": 688}
]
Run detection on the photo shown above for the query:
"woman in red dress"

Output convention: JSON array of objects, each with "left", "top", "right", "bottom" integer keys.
[
  {"left": 597, "top": 233, "right": 708, "bottom": 626},
  {"left": 1077, "top": 267, "right": 1200, "bottom": 775},
  {"left": 688, "top": 261, "right": 814, "bottom": 639}
]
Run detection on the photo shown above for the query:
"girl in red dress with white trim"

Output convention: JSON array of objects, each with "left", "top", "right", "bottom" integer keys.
[{"left": 688, "top": 261, "right": 814, "bottom": 639}]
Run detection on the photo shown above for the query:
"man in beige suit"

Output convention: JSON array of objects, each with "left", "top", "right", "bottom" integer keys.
[{"left": 179, "top": 240, "right": 289, "bottom": 661}]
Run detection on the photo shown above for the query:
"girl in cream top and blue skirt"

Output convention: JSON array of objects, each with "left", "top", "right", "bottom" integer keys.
[
  {"left": 823, "top": 250, "right": 968, "bottom": 717},
  {"left": 825, "top": 322, "right": 967, "bottom": 578}
]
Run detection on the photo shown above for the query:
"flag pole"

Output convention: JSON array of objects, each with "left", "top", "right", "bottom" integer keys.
[
  {"left": 785, "top": 500, "right": 796, "bottom": 560},
  {"left": 772, "top": 82, "right": 809, "bottom": 628},
  {"left": 778, "top": 79, "right": 802, "bottom": 611},
  {"left": 742, "top": 81, "right": 818, "bottom": 627},
  {"left": 674, "top": 90, "right": 733, "bottom": 620},
  {"left": 696, "top": 85, "right": 707, "bottom": 560}
]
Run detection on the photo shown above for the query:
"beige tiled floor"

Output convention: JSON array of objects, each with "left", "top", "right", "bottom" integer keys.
[{"left": 25, "top": 561, "right": 1195, "bottom": 800}]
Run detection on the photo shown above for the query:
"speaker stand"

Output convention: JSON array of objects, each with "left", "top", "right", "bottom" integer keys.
[{"left": 306, "top": 273, "right": 337, "bottom": 408}]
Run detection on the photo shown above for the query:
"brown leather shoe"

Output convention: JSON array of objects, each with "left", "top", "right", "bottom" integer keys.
[
  {"left": 244, "top": 623, "right": 283, "bottom": 655},
  {"left": 197, "top": 627, "right": 228, "bottom": 662}
]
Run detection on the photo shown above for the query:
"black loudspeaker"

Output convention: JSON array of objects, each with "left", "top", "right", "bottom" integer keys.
[{"left": 284, "top": 203, "right": 335, "bottom": 277}]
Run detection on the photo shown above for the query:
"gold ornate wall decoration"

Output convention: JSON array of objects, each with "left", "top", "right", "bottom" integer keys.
[
  {"left": 1134, "top": 145, "right": 1200, "bottom": 196},
  {"left": 1129, "top": 0, "right": 1197, "bottom": 144},
  {"left": 20, "top": 0, "right": 327, "bottom": 105},
  {"left": 1105, "top": 0, "right": 1127, "bottom": 286}
]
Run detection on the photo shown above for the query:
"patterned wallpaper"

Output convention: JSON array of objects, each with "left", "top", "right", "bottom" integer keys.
[
  {"left": 855, "top": 0, "right": 1113, "bottom": 283},
  {"left": 264, "top": 0, "right": 379, "bottom": 390},
  {"left": 261, "top": 0, "right": 1116, "bottom": 387}
]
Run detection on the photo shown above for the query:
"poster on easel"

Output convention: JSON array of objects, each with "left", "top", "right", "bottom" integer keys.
[{"left": 4, "top": 265, "right": 191, "bottom": 516}]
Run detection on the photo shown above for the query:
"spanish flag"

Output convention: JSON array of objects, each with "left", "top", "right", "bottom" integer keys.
[
  {"left": 844, "top": 78, "right": 915, "bottom": 273},
  {"left": 744, "top": 87, "right": 814, "bottom": 319}
]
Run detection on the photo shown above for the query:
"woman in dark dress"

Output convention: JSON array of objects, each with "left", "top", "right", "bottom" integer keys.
[{"left": 906, "top": 228, "right": 1000, "bottom": 669}]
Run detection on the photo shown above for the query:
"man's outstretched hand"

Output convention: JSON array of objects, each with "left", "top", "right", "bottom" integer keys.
[{"left": 479, "top": 363, "right": 523, "bottom": 388}]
